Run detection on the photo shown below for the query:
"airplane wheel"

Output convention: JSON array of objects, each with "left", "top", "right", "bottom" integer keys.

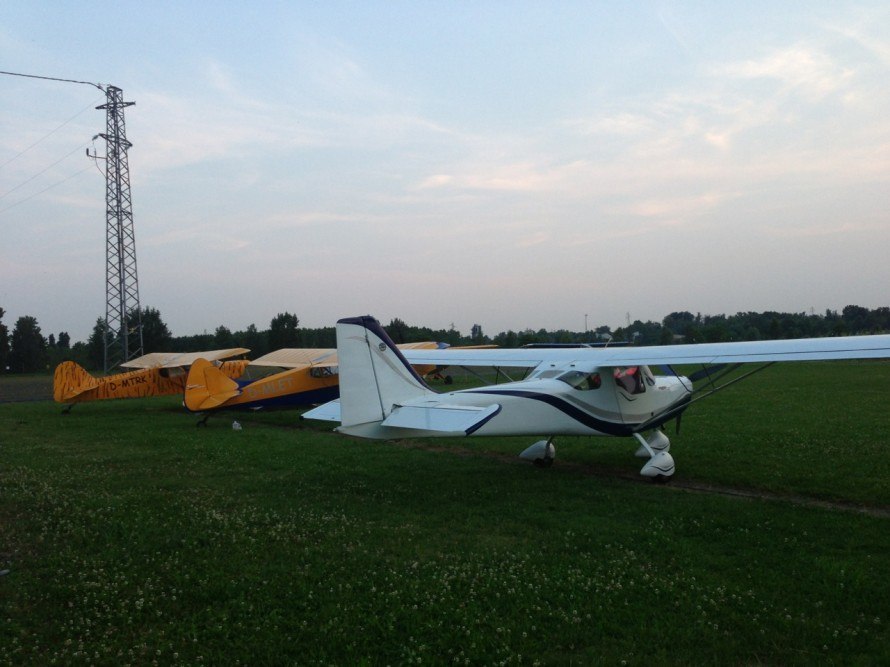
[
  {"left": 650, "top": 474, "right": 671, "bottom": 484},
  {"left": 534, "top": 458, "right": 554, "bottom": 468}
]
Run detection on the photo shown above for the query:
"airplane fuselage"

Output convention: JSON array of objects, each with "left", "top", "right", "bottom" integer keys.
[{"left": 338, "top": 365, "right": 691, "bottom": 439}]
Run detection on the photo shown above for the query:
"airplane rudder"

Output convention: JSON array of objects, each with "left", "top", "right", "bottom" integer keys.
[
  {"left": 341, "top": 316, "right": 429, "bottom": 384},
  {"left": 335, "top": 315, "right": 431, "bottom": 428},
  {"left": 204, "top": 361, "right": 239, "bottom": 396},
  {"left": 335, "top": 317, "right": 382, "bottom": 426},
  {"left": 53, "top": 360, "right": 94, "bottom": 402},
  {"left": 183, "top": 358, "right": 213, "bottom": 412}
]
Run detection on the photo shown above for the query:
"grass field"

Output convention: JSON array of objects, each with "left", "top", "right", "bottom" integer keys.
[{"left": 1, "top": 362, "right": 888, "bottom": 665}]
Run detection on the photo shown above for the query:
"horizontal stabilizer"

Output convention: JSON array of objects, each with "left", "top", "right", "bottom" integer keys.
[
  {"left": 302, "top": 399, "right": 342, "bottom": 422},
  {"left": 381, "top": 402, "right": 501, "bottom": 435}
]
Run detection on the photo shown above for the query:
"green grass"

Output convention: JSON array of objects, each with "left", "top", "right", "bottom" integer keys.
[{"left": 1, "top": 362, "right": 889, "bottom": 665}]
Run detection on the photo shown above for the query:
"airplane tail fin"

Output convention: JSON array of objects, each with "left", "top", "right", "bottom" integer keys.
[
  {"left": 184, "top": 358, "right": 242, "bottom": 412},
  {"left": 336, "top": 316, "right": 434, "bottom": 432},
  {"left": 53, "top": 361, "right": 100, "bottom": 403}
]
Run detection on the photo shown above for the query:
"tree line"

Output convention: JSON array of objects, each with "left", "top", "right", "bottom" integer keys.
[{"left": 1, "top": 305, "right": 888, "bottom": 374}]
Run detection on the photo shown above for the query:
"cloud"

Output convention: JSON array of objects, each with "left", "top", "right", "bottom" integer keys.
[
  {"left": 762, "top": 221, "right": 886, "bottom": 238},
  {"left": 717, "top": 45, "right": 854, "bottom": 98},
  {"left": 566, "top": 113, "right": 655, "bottom": 137},
  {"left": 414, "top": 159, "right": 592, "bottom": 194},
  {"left": 615, "top": 191, "right": 733, "bottom": 220},
  {"left": 291, "top": 35, "right": 390, "bottom": 104},
  {"left": 515, "top": 231, "right": 551, "bottom": 248}
]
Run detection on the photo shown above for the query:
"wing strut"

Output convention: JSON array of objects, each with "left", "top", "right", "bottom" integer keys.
[
  {"left": 633, "top": 362, "right": 775, "bottom": 434},
  {"left": 447, "top": 365, "right": 519, "bottom": 385}
]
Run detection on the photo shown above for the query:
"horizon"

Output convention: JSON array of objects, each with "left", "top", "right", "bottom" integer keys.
[{"left": 5, "top": 302, "right": 883, "bottom": 349}]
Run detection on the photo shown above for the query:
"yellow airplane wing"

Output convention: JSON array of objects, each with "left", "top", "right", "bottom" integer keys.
[
  {"left": 248, "top": 348, "right": 338, "bottom": 369},
  {"left": 249, "top": 343, "right": 441, "bottom": 370},
  {"left": 396, "top": 342, "right": 440, "bottom": 350},
  {"left": 120, "top": 348, "right": 250, "bottom": 369}
]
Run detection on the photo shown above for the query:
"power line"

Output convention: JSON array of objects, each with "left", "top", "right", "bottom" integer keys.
[
  {"left": 0, "top": 141, "right": 94, "bottom": 201},
  {"left": 0, "top": 97, "right": 103, "bottom": 170},
  {"left": 0, "top": 69, "right": 103, "bottom": 91},
  {"left": 0, "top": 69, "right": 105, "bottom": 204},
  {"left": 0, "top": 164, "right": 95, "bottom": 215}
]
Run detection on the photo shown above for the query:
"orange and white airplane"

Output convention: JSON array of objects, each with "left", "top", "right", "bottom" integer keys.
[
  {"left": 183, "top": 343, "right": 442, "bottom": 423},
  {"left": 53, "top": 349, "right": 250, "bottom": 409}
]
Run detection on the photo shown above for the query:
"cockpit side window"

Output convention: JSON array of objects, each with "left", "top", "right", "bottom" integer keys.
[
  {"left": 557, "top": 370, "right": 602, "bottom": 390},
  {"left": 613, "top": 366, "right": 645, "bottom": 394}
]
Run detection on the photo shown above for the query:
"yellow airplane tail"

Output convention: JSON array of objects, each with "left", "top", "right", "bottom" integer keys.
[
  {"left": 53, "top": 361, "right": 101, "bottom": 403},
  {"left": 184, "top": 358, "right": 242, "bottom": 412}
]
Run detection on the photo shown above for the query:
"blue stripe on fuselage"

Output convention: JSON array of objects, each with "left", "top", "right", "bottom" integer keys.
[
  {"left": 464, "top": 388, "right": 635, "bottom": 436},
  {"left": 228, "top": 384, "right": 340, "bottom": 411}
]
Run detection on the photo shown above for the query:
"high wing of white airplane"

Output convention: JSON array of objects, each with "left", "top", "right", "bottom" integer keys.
[
  {"left": 398, "top": 336, "right": 890, "bottom": 367},
  {"left": 303, "top": 316, "right": 890, "bottom": 480}
]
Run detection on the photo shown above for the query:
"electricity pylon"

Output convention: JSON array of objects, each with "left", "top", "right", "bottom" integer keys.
[{"left": 97, "top": 86, "right": 142, "bottom": 372}]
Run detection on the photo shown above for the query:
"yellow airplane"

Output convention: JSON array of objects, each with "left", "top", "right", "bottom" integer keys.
[
  {"left": 184, "top": 343, "right": 442, "bottom": 424},
  {"left": 53, "top": 349, "right": 250, "bottom": 409}
]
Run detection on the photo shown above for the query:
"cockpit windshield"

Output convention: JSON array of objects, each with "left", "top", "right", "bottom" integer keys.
[{"left": 557, "top": 370, "right": 602, "bottom": 390}]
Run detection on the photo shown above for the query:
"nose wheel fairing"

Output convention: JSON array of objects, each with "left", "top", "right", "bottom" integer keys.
[
  {"left": 519, "top": 438, "right": 556, "bottom": 467},
  {"left": 633, "top": 431, "right": 675, "bottom": 479}
]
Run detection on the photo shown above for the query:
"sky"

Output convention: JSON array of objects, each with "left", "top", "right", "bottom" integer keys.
[{"left": 1, "top": 1, "right": 888, "bottom": 344}]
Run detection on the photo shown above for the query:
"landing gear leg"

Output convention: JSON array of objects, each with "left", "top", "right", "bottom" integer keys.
[{"left": 196, "top": 414, "right": 210, "bottom": 427}]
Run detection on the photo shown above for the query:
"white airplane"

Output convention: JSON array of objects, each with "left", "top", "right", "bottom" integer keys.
[{"left": 303, "top": 316, "right": 890, "bottom": 480}]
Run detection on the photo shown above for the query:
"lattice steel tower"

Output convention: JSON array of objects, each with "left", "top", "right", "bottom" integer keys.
[{"left": 98, "top": 86, "right": 142, "bottom": 371}]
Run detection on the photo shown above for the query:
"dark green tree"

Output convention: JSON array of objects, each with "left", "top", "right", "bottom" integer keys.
[
  {"left": 138, "top": 307, "right": 173, "bottom": 352},
  {"left": 662, "top": 311, "right": 697, "bottom": 337},
  {"left": 9, "top": 315, "right": 47, "bottom": 373},
  {"left": 299, "top": 327, "right": 336, "bottom": 347},
  {"left": 86, "top": 318, "right": 110, "bottom": 370},
  {"left": 269, "top": 312, "right": 300, "bottom": 350},
  {"left": 0, "top": 307, "right": 9, "bottom": 372},
  {"left": 57, "top": 332, "right": 71, "bottom": 350},
  {"left": 237, "top": 324, "right": 269, "bottom": 357},
  {"left": 385, "top": 318, "right": 408, "bottom": 344},
  {"left": 492, "top": 330, "right": 518, "bottom": 348},
  {"left": 214, "top": 325, "right": 235, "bottom": 348}
]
